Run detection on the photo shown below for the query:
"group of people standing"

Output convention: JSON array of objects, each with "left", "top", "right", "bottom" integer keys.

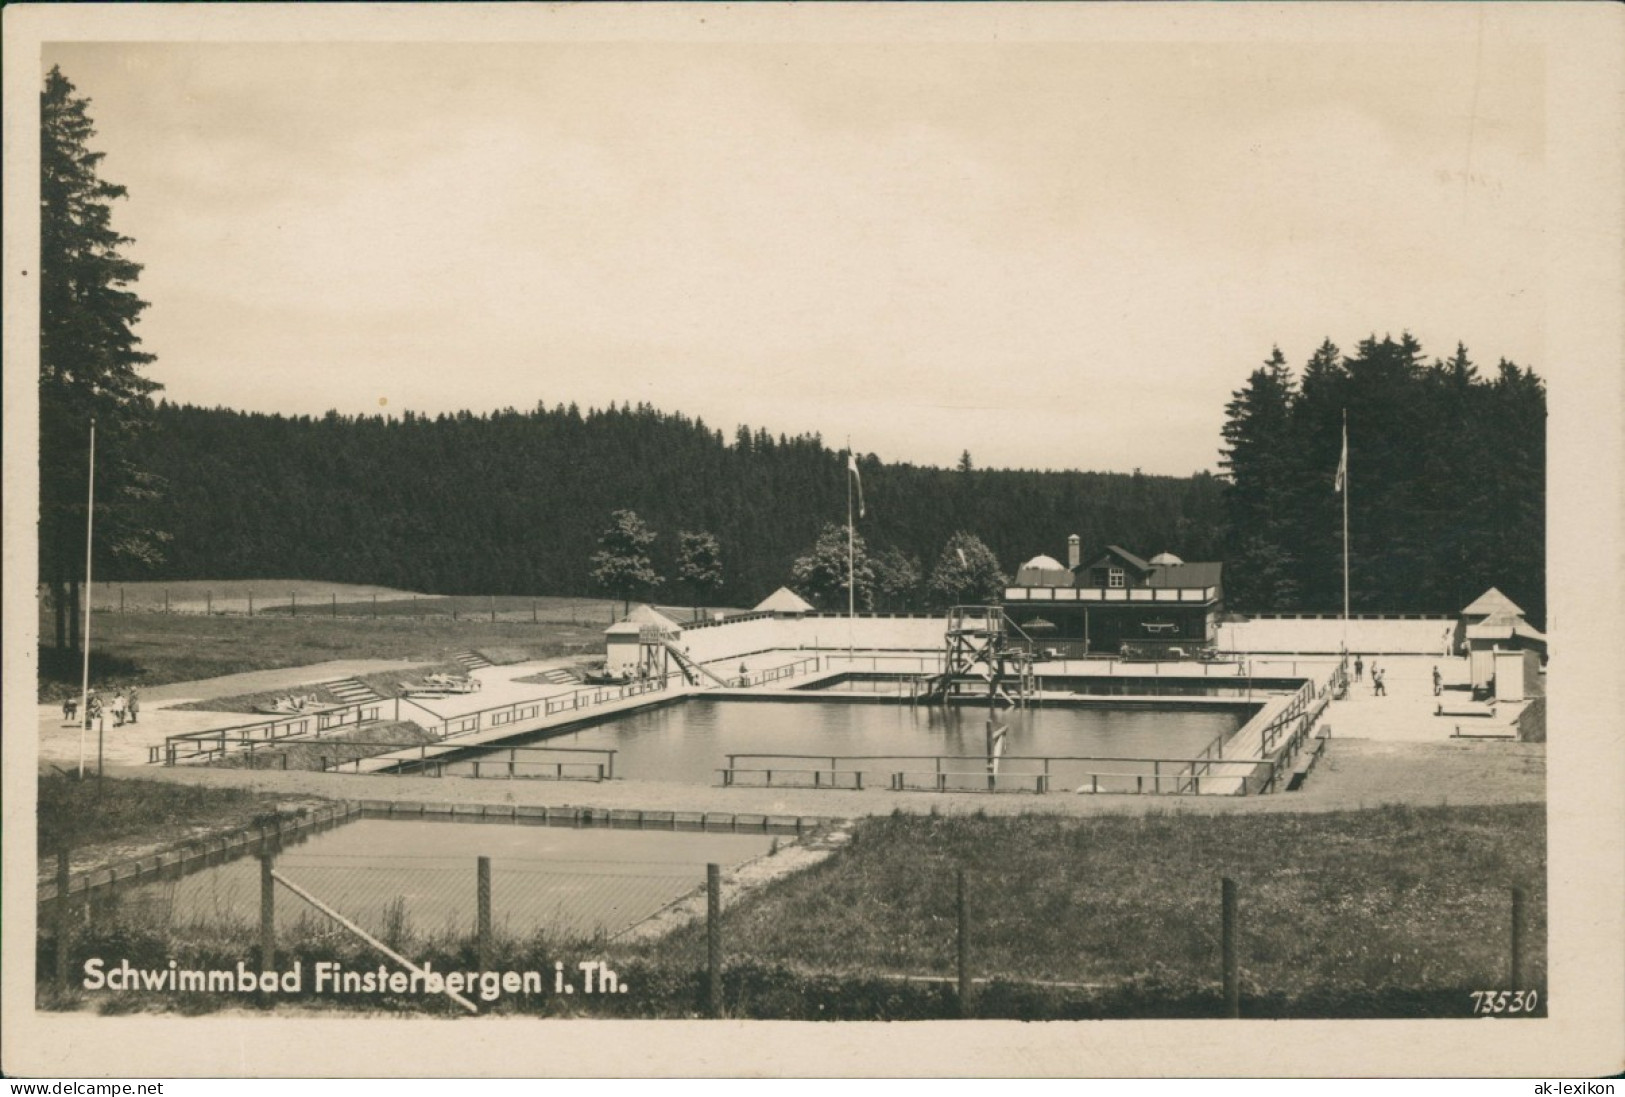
[
  {"left": 1351, "top": 656, "right": 1448, "bottom": 697},
  {"left": 61, "top": 686, "right": 139, "bottom": 729},
  {"left": 1351, "top": 655, "right": 1387, "bottom": 697}
]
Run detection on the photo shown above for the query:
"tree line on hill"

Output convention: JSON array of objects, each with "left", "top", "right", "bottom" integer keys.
[
  {"left": 120, "top": 400, "right": 1227, "bottom": 612},
  {"left": 1220, "top": 335, "right": 1545, "bottom": 625}
]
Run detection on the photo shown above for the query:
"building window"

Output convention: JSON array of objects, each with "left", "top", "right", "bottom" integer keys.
[{"left": 1109, "top": 568, "right": 1125, "bottom": 589}]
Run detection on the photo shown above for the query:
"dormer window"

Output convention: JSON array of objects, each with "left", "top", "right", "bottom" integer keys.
[{"left": 1109, "top": 567, "right": 1125, "bottom": 589}]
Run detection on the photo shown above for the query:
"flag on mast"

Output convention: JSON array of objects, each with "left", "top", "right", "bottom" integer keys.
[
  {"left": 847, "top": 453, "right": 865, "bottom": 518},
  {"left": 1334, "top": 419, "right": 1348, "bottom": 493}
]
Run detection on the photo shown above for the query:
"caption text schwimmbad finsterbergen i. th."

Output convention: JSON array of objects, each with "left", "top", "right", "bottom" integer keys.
[{"left": 80, "top": 957, "right": 628, "bottom": 1001}]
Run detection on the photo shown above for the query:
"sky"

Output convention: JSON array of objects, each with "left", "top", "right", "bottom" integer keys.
[{"left": 42, "top": 30, "right": 1547, "bottom": 475}]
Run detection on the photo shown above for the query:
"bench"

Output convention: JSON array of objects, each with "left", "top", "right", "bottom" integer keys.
[
  {"left": 1450, "top": 724, "right": 1518, "bottom": 740},
  {"left": 718, "top": 767, "right": 866, "bottom": 790},
  {"left": 1437, "top": 699, "right": 1496, "bottom": 718},
  {"left": 1285, "top": 733, "right": 1330, "bottom": 791},
  {"left": 890, "top": 770, "right": 1051, "bottom": 793}
]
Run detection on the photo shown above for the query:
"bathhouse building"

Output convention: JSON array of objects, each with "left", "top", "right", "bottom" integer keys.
[
  {"left": 1460, "top": 587, "right": 1546, "bottom": 701},
  {"left": 1003, "top": 536, "right": 1224, "bottom": 656}
]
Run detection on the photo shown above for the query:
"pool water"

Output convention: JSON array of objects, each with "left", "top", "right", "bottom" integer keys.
[
  {"left": 514, "top": 699, "right": 1250, "bottom": 785},
  {"left": 116, "top": 819, "right": 773, "bottom": 942}
]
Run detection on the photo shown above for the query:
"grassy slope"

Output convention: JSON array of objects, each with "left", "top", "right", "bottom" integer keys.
[
  {"left": 634, "top": 805, "right": 1546, "bottom": 997},
  {"left": 35, "top": 612, "right": 607, "bottom": 701},
  {"left": 36, "top": 773, "right": 331, "bottom": 871}
]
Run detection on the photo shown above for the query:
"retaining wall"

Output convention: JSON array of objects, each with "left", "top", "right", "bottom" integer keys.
[
  {"left": 670, "top": 611, "right": 1458, "bottom": 664},
  {"left": 1216, "top": 617, "right": 1458, "bottom": 655},
  {"left": 682, "top": 615, "right": 944, "bottom": 666}
]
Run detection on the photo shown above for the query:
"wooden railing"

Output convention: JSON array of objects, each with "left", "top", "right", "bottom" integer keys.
[
  {"left": 320, "top": 742, "right": 617, "bottom": 781},
  {"left": 150, "top": 702, "right": 385, "bottom": 765},
  {"left": 738, "top": 656, "right": 823, "bottom": 687},
  {"left": 719, "top": 752, "right": 1275, "bottom": 795},
  {"left": 154, "top": 674, "right": 670, "bottom": 767}
]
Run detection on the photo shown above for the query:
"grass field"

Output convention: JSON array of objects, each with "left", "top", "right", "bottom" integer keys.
[
  {"left": 203, "top": 720, "right": 440, "bottom": 772},
  {"left": 35, "top": 583, "right": 732, "bottom": 701},
  {"left": 628, "top": 804, "right": 1546, "bottom": 1014},
  {"left": 36, "top": 773, "right": 332, "bottom": 874},
  {"left": 35, "top": 611, "right": 608, "bottom": 701},
  {"left": 48, "top": 581, "right": 714, "bottom": 624}
]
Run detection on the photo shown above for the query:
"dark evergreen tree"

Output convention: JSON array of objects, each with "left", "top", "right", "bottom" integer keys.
[
  {"left": 39, "top": 66, "right": 165, "bottom": 651},
  {"left": 1219, "top": 348, "right": 1302, "bottom": 608},
  {"left": 1219, "top": 333, "right": 1544, "bottom": 623}
]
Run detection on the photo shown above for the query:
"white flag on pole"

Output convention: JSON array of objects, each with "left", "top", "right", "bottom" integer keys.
[
  {"left": 848, "top": 453, "right": 865, "bottom": 518},
  {"left": 1334, "top": 420, "right": 1348, "bottom": 493}
]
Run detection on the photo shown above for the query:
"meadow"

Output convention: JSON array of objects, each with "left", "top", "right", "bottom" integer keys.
[{"left": 35, "top": 595, "right": 619, "bottom": 701}]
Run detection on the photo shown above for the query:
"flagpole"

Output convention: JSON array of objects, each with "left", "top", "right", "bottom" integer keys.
[
  {"left": 1341, "top": 409, "right": 1350, "bottom": 657},
  {"left": 847, "top": 445, "right": 855, "bottom": 661},
  {"left": 78, "top": 419, "right": 96, "bottom": 779}
]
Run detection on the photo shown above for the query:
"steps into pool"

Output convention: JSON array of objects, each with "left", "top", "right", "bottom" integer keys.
[{"left": 312, "top": 676, "right": 383, "bottom": 704}]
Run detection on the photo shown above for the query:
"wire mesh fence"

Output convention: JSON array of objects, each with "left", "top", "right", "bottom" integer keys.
[
  {"left": 50, "top": 847, "right": 726, "bottom": 951},
  {"left": 38, "top": 804, "right": 1548, "bottom": 1020}
]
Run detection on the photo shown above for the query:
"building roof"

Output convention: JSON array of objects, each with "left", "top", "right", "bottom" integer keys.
[
  {"left": 1149, "top": 552, "right": 1185, "bottom": 566},
  {"left": 605, "top": 603, "right": 683, "bottom": 636},
  {"left": 1015, "top": 554, "right": 1074, "bottom": 587},
  {"left": 1145, "top": 561, "right": 1223, "bottom": 590},
  {"left": 1465, "top": 612, "right": 1547, "bottom": 647},
  {"left": 1103, "top": 545, "right": 1152, "bottom": 572},
  {"left": 1461, "top": 587, "right": 1525, "bottom": 618},
  {"left": 753, "top": 586, "right": 815, "bottom": 614}
]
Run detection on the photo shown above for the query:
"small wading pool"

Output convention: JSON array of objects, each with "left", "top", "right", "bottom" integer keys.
[
  {"left": 477, "top": 698, "right": 1255, "bottom": 788},
  {"left": 112, "top": 819, "right": 774, "bottom": 941}
]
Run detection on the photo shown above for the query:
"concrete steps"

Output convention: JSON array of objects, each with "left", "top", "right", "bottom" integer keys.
[
  {"left": 312, "top": 677, "right": 382, "bottom": 705},
  {"left": 454, "top": 651, "right": 494, "bottom": 672}
]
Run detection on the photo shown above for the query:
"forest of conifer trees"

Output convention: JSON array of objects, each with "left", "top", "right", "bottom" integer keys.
[
  {"left": 118, "top": 400, "right": 1227, "bottom": 609},
  {"left": 108, "top": 328, "right": 1545, "bottom": 628},
  {"left": 1219, "top": 334, "right": 1545, "bottom": 625}
]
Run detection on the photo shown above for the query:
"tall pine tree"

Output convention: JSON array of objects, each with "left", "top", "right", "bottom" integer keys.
[{"left": 40, "top": 66, "right": 166, "bottom": 652}]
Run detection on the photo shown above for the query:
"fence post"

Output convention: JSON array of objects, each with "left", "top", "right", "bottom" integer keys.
[
  {"left": 706, "top": 863, "right": 723, "bottom": 1018},
  {"left": 477, "top": 856, "right": 492, "bottom": 970},
  {"left": 332, "top": 592, "right": 337, "bottom": 617},
  {"left": 119, "top": 586, "right": 125, "bottom": 613},
  {"left": 1510, "top": 886, "right": 1526, "bottom": 988},
  {"left": 291, "top": 591, "right": 297, "bottom": 617},
  {"left": 248, "top": 591, "right": 254, "bottom": 616},
  {"left": 957, "top": 869, "right": 972, "bottom": 1017},
  {"left": 56, "top": 847, "right": 72, "bottom": 988},
  {"left": 207, "top": 590, "right": 212, "bottom": 615},
  {"left": 259, "top": 851, "right": 276, "bottom": 970},
  {"left": 164, "top": 588, "right": 169, "bottom": 614},
  {"left": 1221, "top": 876, "right": 1239, "bottom": 1018}
]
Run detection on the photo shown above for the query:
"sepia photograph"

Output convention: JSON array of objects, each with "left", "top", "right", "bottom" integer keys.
[{"left": 3, "top": 2, "right": 1621, "bottom": 1079}]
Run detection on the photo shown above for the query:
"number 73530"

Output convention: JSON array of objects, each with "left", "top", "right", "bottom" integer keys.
[{"left": 1469, "top": 989, "right": 1538, "bottom": 1014}]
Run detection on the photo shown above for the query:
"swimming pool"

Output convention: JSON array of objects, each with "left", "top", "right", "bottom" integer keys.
[
  {"left": 488, "top": 698, "right": 1253, "bottom": 786},
  {"left": 113, "top": 818, "right": 774, "bottom": 942}
]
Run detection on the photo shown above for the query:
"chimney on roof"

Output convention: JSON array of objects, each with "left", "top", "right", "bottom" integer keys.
[{"left": 1067, "top": 534, "right": 1081, "bottom": 569}]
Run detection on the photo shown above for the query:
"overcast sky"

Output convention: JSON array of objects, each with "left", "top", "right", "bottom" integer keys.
[{"left": 43, "top": 33, "right": 1545, "bottom": 474}]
